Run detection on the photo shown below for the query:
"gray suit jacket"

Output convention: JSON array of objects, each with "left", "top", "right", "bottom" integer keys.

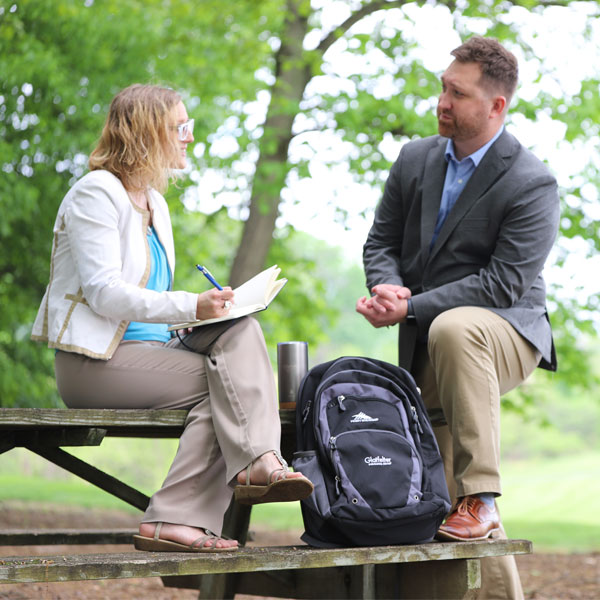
[{"left": 363, "top": 129, "right": 559, "bottom": 372}]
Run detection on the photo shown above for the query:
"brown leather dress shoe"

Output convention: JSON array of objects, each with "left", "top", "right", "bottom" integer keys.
[{"left": 436, "top": 495, "right": 500, "bottom": 541}]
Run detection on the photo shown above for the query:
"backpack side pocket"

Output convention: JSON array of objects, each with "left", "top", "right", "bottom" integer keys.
[{"left": 292, "top": 451, "right": 332, "bottom": 519}]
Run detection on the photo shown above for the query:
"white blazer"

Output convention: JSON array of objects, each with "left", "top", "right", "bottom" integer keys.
[{"left": 31, "top": 170, "right": 197, "bottom": 359}]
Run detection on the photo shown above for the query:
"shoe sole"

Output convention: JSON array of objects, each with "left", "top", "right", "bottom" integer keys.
[
  {"left": 234, "top": 477, "right": 314, "bottom": 505},
  {"left": 435, "top": 527, "right": 500, "bottom": 542},
  {"left": 133, "top": 535, "right": 237, "bottom": 553}
]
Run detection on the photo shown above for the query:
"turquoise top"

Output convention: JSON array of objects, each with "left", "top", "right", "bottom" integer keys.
[{"left": 123, "top": 226, "right": 171, "bottom": 343}]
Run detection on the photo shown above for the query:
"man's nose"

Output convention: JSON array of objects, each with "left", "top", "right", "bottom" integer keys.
[{"left": 438, "top": 91, "right": 451, "bottom": 111}]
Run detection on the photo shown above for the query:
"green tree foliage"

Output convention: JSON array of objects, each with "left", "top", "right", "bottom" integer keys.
[
  {"left": 0, "top": 0, "right": 280, "bottom": 405},
  {"left": 220, "top": 0, "right": 600, "bottom": 409},
  {"left": 1, "top": 0, "right": 167, "bottom": 406},
  {"left": 1, "top": 0, "right": 598, "bottom": 407}
]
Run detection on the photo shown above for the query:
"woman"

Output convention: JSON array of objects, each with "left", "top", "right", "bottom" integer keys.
[{"left": 31, "top": 84, "right": 313, "bottom": 553}]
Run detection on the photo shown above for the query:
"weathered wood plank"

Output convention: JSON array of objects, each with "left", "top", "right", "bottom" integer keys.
[
  {"left": 0, "top": 539, "right": 532, "bottom": 584},
  {"left": 13, "top": 428, "right": 107, "bottom": 447},
  {"left": 0, "top": 529, "right": 136, "bottom": 546},
  {"left": 0, "top": 434, "right": 15, "bottom": 455},
  {"left": 0, "top": 408, "right": 188, "bottom": 437},
  {"left": 0, "top": 408, "right": 296, "bottom": 439}
]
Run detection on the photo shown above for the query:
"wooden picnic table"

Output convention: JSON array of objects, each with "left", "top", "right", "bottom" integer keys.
[{"left": 0, "top": 407, "right": 531, "bottom": 599}]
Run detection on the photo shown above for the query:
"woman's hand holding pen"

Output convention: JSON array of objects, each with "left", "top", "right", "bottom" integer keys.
[
  {"left": 196, "top": 287, "right": 234, "bottom": 320},
  {"left": 194, "top": 264, "right": 234, "bottom": 320}
]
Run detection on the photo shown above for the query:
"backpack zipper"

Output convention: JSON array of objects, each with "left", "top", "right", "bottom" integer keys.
[
  {"left": 330, "top": 429, "right": 423, "bottom": 476},
  {"left": 329, "top": 436, "right": 342, "bottom": 495},
  {"left": 411, "top": 405, "right": 424, "bottom": 434},
  {"left": 302, "top": 402, "right": 312, "bottom": 425},
  {"left": 311, "top": 367, "right": 424, "bottom": 462}
]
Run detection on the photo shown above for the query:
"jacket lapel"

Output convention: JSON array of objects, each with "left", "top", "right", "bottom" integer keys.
[
  {"left": 420, "top": 140, "right": 448, "bottom": 268},
  {"left": 428, "top": 130, "right": 516, "bottom": 263}
]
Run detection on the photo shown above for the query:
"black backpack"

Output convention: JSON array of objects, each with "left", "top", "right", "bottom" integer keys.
[{"left": 291, "top": 356, "right": 451, "bottom": 548}]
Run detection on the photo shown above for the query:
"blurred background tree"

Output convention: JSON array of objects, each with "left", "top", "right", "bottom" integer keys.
[{"left": 1, "top": 0, "right": 598, "bottom": 410}]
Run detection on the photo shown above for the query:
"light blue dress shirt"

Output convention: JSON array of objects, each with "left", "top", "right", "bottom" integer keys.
[
  {"left": 430, "top": 126, "right": 504, "bottom": 250},
  {"left": 408, "top": 127, "right": 505, "bottom": 321}
]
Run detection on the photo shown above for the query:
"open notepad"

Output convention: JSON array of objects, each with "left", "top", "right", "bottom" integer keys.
[{"left": 168, "top": 265, "right": 287, "bottom": 330}]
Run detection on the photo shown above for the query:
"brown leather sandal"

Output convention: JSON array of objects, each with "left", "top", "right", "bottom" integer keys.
[
  {"left": 133, "top": 522, "right": 237, "bottom": 553},
  {"left": 234, "top": 451, "right": 314, "bottom": 505}
]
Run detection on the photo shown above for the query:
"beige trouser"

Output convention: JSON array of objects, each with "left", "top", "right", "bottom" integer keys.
[
  {"left": 55, "top": 317, "right": 280, "bottom": 536},
  {"left": 412, "top": 307, "right": 540, "bottom": 600}
]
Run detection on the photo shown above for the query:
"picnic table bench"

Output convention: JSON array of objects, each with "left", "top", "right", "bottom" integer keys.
[{"left": 0, "top": 407, "right": 532, "bottom": 598}]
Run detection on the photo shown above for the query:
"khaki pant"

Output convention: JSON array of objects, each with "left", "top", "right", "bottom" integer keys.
[
  {"left": 55, "top": 317, "right": 280, "bottom": 535},
  {"left": 412, "top": 307, "right": 540, "bottom": 600}
]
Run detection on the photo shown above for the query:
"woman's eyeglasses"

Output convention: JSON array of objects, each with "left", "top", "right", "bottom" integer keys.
[{"left": 172, "top": 118, "right": 194, "bottom": 141}]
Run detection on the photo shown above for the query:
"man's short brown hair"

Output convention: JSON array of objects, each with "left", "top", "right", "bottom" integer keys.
[{"left": 451, "top": 36, "right": 518, "bottom": 102}]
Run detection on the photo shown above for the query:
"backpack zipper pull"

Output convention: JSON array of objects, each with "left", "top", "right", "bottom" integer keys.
[
  {"left": 329, "top": 436, "right": 342, "bottom": 495},
  {"left": 302, "top": 400, "right": 312, "bottom": 424},
  {"left": 329, "top": 435, "right": 338, "bottom": 462},
  {"left": 411, "top": 405, "right": 424, "bottom": 434},
  {"left": 337, "top": 395, "right": 346, "bottom": 411}
]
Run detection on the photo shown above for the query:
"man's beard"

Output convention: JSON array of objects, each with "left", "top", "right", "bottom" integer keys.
[{"left": 437, "top": 109, "right": 485, "bottom": 141}]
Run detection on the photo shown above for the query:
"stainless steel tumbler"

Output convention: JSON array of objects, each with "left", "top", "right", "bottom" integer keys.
[{"left": 277, "top": 341, "right": 308, "bottom": 409}]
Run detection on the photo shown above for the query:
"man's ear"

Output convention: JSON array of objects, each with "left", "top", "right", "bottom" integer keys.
[{"left": 490, "top": 94, "right": 507, "bottom": 117}]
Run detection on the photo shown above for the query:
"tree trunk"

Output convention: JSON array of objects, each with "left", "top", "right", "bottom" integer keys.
[
  {"left": 228, "top": 0, "right": 410, "bottom": 287},
  {"left": 228, "top": 0, "right": 311, "bottom": 287}
]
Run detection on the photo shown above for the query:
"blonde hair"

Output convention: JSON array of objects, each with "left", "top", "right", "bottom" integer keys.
[{"left": 89, "top": 84, "right": 182, "bottom": 193}]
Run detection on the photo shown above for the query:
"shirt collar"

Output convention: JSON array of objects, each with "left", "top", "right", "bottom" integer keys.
[{"left": 445, "top": 125, "right": 504, "bottom": 166}]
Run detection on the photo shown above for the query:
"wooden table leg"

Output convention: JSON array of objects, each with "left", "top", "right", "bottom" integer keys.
[
  {"left": 197, "top": 500, "right": 252, "bottom": 599},
  {"left": 161, "top": 498, "right": 253, "bottom": 598},
  {"left": 361, "top": 563, "right": 376, "bottom": 599},
  {"left": 395, "top": 558, "right": 481, "bottom": 599}
]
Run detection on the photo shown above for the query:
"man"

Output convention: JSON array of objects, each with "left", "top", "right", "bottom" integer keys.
[{"left": 356, "top": 37, "right": 559, "bottom": 599}]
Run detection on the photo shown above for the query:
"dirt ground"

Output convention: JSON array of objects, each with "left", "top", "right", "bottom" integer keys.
[{"left": 0, "top": 503, "right": 598, "bottom": 600}]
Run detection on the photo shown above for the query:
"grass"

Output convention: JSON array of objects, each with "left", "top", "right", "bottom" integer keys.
[
  {"left": 498, "top": 451, "right": 600, "bottom": 552},
  {"left": 502, "top": 521, "right": 600, "bottom": 553},
  {"left": 1, "top": 449, "right": 598, "bottom": 553},
  {"left": 499, "top": 452, "right": 600, "bottom": 525},
  {"left": 251, "top": 502, "right": 304, "bottom": 531},
  {"left": 0, "top": 474, "right": 139, "bottom": 513}
]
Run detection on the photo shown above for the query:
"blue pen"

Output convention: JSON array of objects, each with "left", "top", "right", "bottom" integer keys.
[{"left": 196, "top": 265, "right": 223, "bottom": 290}]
